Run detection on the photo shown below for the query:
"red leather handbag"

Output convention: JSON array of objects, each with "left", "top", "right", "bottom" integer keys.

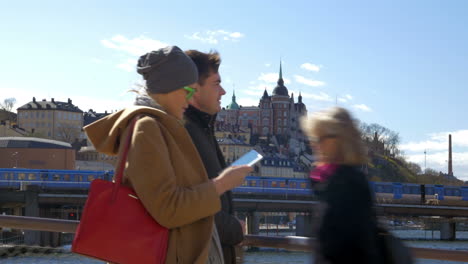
[{"left": 72, "top": 115, "right": 168, "bottom": 264}]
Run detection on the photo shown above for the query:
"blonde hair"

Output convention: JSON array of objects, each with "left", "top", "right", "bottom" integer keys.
[{"left": 300, "top": 107, "right": 367, "bottom": 165}]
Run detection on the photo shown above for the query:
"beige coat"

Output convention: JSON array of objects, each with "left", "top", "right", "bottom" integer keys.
[{"left": 85, "top": 106, "right": 221, "bottom": 264}]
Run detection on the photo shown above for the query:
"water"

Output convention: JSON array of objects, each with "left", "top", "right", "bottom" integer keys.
[
  {"left": 3, "top": 231, "right": 468, "bottom": 264},
  {"left": 2, "top": 241, "right": 468, "bottom": 264}
]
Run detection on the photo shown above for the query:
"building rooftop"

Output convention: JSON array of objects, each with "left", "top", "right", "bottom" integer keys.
[
  {"left": 17, "top": 97, "right": 83, "bottom": 113},
  {"left": 0, "top": 137, "right": 72, "bottom": 149},
  {"left": 83, "top": 109, "right": 111, "bottom": 126}
]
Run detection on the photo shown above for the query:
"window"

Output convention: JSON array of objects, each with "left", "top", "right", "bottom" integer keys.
[
  {"left": 88, "top": 175, "right": 95, "bottom": 181},
  {"left": 3, "top": 173, "right": 12, "bottom": 180},
  {"left": 18, "top": 173, "right": 26, "bottom": 180},
  {"left": 53, "top": 174, "right": 61, "bottom": 181},
  {"left": 250, "top": 180, "right": 256, "bottom": 187},
  {"left": 64, "top": 174, "right": 70, "bottom": 181},
  {"left": 271, "top": 181, "right": 277, "bottom": 187},
  {"left": 300, "top": 182, "right": 307, "bottom": 188},
  {"left": 280, "top": 182, "right": 285, "bottom": 187},
  {"left": 28, "top": 173, "right": 36, "bottom": 180},
  {"left": 283, "top": 112, "right": 287, "bottom": 117}
]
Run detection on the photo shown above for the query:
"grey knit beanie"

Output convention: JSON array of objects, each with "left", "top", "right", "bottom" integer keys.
[{"left": 137, "top": 46, "right": 198, "bottom": 94}]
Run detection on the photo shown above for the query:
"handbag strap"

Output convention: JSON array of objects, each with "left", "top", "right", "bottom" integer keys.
[{"left": 112, "top": 115, "right": 142, "bottom": 201}]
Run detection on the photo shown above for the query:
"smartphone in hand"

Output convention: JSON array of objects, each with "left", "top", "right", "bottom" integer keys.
[{"left": 231, "top": 150, "right": 263, "bottom": 166}]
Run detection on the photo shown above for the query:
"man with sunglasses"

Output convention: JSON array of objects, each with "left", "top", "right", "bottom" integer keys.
[{"left": 184, "top": 50, "right": 244, "bottom": 264}]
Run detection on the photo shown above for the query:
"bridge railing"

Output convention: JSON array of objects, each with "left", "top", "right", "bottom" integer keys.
[{"left": 1, "top": 215, "right": 468, "bottom": 262}]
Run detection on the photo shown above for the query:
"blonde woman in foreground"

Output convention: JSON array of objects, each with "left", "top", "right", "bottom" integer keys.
[{"left": 301, "top": 107, "right": 384, "bottom": 264}]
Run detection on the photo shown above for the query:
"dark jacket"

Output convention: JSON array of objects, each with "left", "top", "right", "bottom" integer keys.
[
  {"left": 312, "top": 165, "right": 383, "bottom": 264},
  {"left": 184, "top": 105, "right": 244, "bottom": 264}
]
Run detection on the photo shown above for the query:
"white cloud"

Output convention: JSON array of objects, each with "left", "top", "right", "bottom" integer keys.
[
  {"left": 294, "top": 75, "right": 326, "bottom": 87},
  {"left": 258, "top": 73, "right": 291, "bottom": 84},
  {"left": 265, "top": 63, "right": 271, "bottom": 67},
  {"left": 300, "top": 63, "right": 321, "bottom": 72},
  {"left": 100, "top": 35, "right": 169, "bottom": 72},
  {"left": 400, "top": 140, "right": 446, "bottom": 152},
  {"left": 401, "top": 129, "right": 468, "bottom": 181},
  {"left": 406, "top": 151, "right": 468, "bottom": 181},
  {"left": 185, "top": 30, "right": 244, "bottom": 44},
  {"left": 353, "top": 104, "right": 372, "bottom": 112},
  {"left": 401, "top": 130, "right": 468, "bottom": 152},
  {"left": 243, "top": 84, "right": 270, "bottom": 98},
  {"left": 101, "top": 35, "right": 168, "bottom": 56},
  {"left": 236, "top": 97, "right": 260, "bottom": 107},
  {"left": 117, "top": 58, "right": 137, "bottom": 72},
  {"left": 243, "top": 89, "right": 264, "bottom": 96},
  {"left": 299, "top": 91, "right": 333, "bottom": 102},
  {"left": 337, "top": 94, "right": 353, "bottom": 103}
]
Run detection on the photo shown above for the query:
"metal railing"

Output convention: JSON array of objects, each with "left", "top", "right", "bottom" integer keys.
[{"left": 1, "top": 215, "right": 468, "bottom": 262}]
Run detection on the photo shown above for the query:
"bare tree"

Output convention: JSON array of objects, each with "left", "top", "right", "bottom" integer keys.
[
  {"left": 359, "top": 122, "right": 401, "bottom": 156},
  {"left": 0, "top": 98, "right": 17, "bottom": 122},
  {"left": 387, "top": 131, "right": 400, "bottom": 156},
  {"left": 56, "top": 123, "right": 81, "bottom": 143},
  {"left": 407, "top": 162, "right": 422, "bottom": 175}
]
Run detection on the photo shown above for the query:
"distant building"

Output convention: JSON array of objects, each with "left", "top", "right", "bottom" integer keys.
[
  {"left": 0, "top": 137, "right": 75, "bottom": 169},
  {"left": 16, "top": 97, "right": 83, "bottom": 143},
  {"left": 215, "top": 126, "right": 250, "bottom": 145},
  {"left": 217, "top": 138, "right": 253, "bottom": 164},
  {"left": 83, "top": 109, "right": 111, "bottom": 126},
  {"left": 76, "top": 146, "right": 117, "bottom": 167},
  {"left": 0, "top": 110, "right": 17, "bottom": 123},
  {"left": 217, "top": 62, "right": 308, "bottom": 155},
  {"left": 0, "top": 120, "right": 27, "bottom": 137},
  {"left": 76, "top": 146, "right": 116, "bottom": 171},
  {"left": 257, "top": 157, "right": 308, "bottom": 178}
]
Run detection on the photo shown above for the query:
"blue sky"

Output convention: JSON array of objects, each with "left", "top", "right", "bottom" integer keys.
[{"left": 1, "top": 0, "right": 467, "bottom": 179}]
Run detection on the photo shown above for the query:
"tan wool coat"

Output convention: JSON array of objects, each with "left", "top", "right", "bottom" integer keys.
[{"left": 84, "top": 106, "right": 221, "bottom": 264}]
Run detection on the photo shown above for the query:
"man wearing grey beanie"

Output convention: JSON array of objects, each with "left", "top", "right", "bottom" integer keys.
[{"left": 84, "top": 45, "right": 252, "bottom": 264}]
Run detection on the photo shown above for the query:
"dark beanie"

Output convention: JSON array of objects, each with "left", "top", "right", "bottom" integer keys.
[{"left": 137, "top": 46, "right": 198, "bottom": 94}]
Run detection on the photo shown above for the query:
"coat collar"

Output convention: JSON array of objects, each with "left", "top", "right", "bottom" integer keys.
[{"left": 184, "top": 105, "right": 216, "bottom": 129}]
